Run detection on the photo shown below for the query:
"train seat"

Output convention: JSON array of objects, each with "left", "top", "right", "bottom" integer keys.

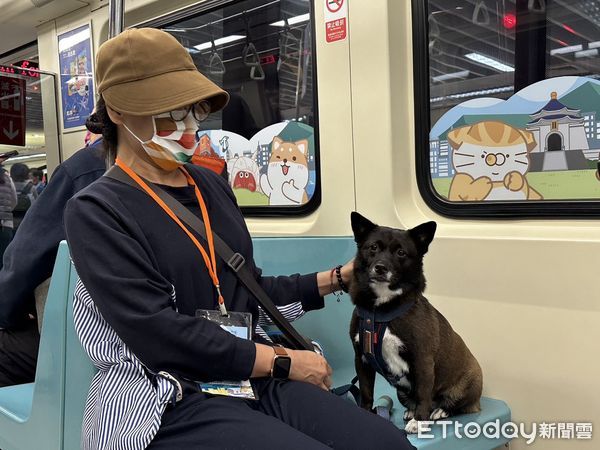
[
  {"left": 0, "top": 239, "right": 511, "bottom": 449},
  {"left": 0, "top": 243, "right": 71, "bottom": 450}
]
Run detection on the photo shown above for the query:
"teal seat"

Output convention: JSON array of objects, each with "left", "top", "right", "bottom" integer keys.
[
  {"left": 0, "top": 243, "right": 71, "bottom": 450},
  {"left": 0, "top": 238, "right": 511, "bottom": 450}
]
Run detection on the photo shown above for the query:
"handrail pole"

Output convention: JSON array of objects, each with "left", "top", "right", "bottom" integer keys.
[{"left": 108, "top": 0, "right": 125, "bottom": 38}]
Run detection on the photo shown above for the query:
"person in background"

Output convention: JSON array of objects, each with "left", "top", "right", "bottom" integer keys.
[
  {"left": 0, "top": 164, "right": 17, "bottom": 270},
  {"left": 0, "top": 140, "right": 105, "bottom": 386},
  {"left": 10, "top": 163, "right": 38, "bottom": 231},
  {"left": 29, "top": 168, "right": 46, "bottom": 196}
]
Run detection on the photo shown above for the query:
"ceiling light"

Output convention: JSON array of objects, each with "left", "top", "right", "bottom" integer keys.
[
  {"left": 58, "top": 28, "right": 90, "bottom": 53},
  {"left": 5, "top": 153, "right": 46, "bottom": 162},
  {"left": 550, "top": 44, "right": 582, "bottom": 55},
  {"left": 432, "top": 70, "right": 470, "bottom": 82},
  {"left": 575, "top": 49, "right": 598, "bottom": 58},
  {"left": 270, "top": 13, "right": 310, "bottom": 27},
  {"left": 194, "top": 35, "right": 246, "bottom": 51},
  {"left": 465, "top": 53, "right": 514, "bottom": 72}
]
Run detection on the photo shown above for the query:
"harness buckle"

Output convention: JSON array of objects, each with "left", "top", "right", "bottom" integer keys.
[{"left": 227, "top": 252, "right": 245, "bottom": 272}]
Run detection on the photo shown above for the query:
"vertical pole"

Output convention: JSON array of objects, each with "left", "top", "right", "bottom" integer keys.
[
  {"left": 108, "top": 0, "right": 125, "bottom": 39},
  {"left": 514, "top": 0, "right": 547, "bottom": 92}
]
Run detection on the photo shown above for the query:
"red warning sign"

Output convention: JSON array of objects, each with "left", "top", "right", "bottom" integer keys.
[
  {"left": 324, "top": 0, "right": 348, "bottom": 43},
  {"left": 326, "top": 18, "right": 347, "bottom": 43},
  {"left": 0, "top": 76, "right": 26, "bottom": 147}
]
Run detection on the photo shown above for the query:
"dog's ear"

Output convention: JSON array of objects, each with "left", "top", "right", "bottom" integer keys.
[
  {"left": 409, "top": 221, "right": 437, "bottom": 255},
  {"left": 351, "top": 212, "right": 377, "bottom": 243}
]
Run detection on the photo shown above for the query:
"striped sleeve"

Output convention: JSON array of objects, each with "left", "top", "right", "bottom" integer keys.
[{"left": 73, "top": 279, "right": 175, "bottom": 450}]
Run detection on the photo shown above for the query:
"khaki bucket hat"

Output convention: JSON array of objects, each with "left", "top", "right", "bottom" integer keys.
[{"left": 96, "top": 28, "right": 229, "bottom": 116}]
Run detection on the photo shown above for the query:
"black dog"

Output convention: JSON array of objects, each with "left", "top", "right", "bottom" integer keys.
[{"left": 348, "top": 212, "right": 482, "bottom": 433}]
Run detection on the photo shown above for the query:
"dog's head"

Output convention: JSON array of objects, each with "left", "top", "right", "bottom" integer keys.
[{"left": 350, "top": 212, "right": 436, "bottom": 304}]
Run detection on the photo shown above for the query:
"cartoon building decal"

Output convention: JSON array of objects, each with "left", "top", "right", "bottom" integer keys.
[
  {"left": 526, "top": 92, "right": 590, "bottom": 171},
  {"left": 429, "top": 76, "right": 600, "bottom": 201}
]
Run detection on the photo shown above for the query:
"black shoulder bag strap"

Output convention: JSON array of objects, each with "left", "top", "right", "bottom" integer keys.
[{"left": 104, "top": 165, "right": 313, "bottom": 351}]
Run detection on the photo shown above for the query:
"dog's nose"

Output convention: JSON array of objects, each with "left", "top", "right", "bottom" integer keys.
[
  {"left": 374, "top": 263, "right": 387, "bottom": 275},
  {"left": 283, "top": 158, "right": 288, "bottom": 163}
]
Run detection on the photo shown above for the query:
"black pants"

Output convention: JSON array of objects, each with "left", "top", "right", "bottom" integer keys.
[
  {"left": 0, "top": 320, "right": 39, "bottom": 386},
  {"left": 148, "top": 377, "right": 416, "bottom": 450}
]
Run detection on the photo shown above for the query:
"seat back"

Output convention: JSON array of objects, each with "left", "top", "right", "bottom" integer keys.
[
  {"left": 63, "top": 259, "right": 97, "bottom": 450},
  {"left": 0, "top": 242, "right": 70, "bottom": 450},
  {"left": 252, "top": 237, "right": 358, "bottom": 375}
]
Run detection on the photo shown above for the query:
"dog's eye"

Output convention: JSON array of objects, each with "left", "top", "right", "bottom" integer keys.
[
  {"left": 369, "top": 243, "right": 378, "bottom": 252},
  {"left": 396, "top": 249, "right": 406, "bottom": 258}
]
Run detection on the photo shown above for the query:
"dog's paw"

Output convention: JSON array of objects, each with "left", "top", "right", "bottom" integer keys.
[
  {"left": 403, "top": 409, "right": 415, "bottom": 421},
  {"left": 429, "top": 408, "right": 449, "bottom": 421},
  {"left": 405, "top": 418, "right": 419, "bottom": 434}
]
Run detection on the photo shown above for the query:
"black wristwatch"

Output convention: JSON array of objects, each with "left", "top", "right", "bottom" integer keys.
[{"left": 270, "top": 346, "right": 291, "bottom": 379}]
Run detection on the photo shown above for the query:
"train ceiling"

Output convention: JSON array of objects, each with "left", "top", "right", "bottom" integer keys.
[{"left": 429, "top": 0, "right": 600, "bottom": 109}]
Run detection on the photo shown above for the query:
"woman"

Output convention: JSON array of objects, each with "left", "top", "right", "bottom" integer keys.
[
  {"left": 0, "top": 165, "right": 17, "bottom": 268},
  {"left": 65, "top": 28, "right": 415, "bottom": 450}
]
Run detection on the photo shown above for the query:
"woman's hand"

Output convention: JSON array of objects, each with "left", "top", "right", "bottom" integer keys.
[
  {"left": 288, "top": 349, "right": 333, "bottom": 390},
  {"left": 339, "top": 258, "right": 354, "bottom": 288},
  {"left": 316, "top": 258, "right": 355, "bottom": 296}
]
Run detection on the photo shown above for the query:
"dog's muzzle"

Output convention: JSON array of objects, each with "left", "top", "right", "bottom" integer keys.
[{"left": 369, "top": 262, "right": 391, "bottom": 282}]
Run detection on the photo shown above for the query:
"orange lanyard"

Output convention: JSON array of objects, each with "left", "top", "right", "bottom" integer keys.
[{"left": 115, "top": 157, "right": 227, "bottom": 315}]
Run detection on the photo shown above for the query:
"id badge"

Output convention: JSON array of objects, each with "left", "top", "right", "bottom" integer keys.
[
  {"left": 195, "top": 309, "right": 253, "bottom": 339},
  {"left": 195, "top": 309, "right": 257, "bottom": 400}
]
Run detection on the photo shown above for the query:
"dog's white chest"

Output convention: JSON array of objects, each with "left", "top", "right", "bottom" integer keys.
[{"left": 381, "top": 329, "right": 411, "bottom": 389}]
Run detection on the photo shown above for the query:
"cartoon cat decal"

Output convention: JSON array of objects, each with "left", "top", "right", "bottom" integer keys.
[
  {"left": 260, "top": 136, "right": 309, "bottom": 205},
  {"left": 447, "top": 121, "right": 543, "bottom": 201}
]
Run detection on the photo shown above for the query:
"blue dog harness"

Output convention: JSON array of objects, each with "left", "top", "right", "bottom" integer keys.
[{"left": 356, "top": 300, "right": 415, "bottom": 385}]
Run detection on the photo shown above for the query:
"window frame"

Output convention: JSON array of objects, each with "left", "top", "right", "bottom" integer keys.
[
  {"left": 137, "top": 0, "right": 322, "bottom": 217},
  {"left": 411, "top": 0, "right": 600, "bottom": 219}
]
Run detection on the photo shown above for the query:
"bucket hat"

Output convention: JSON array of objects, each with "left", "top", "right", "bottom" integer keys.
[{"left": 96, "top": 28, "right": 229, "bottom": 115}]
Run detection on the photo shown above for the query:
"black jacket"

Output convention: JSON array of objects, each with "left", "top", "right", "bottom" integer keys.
[
  {"left": 0, "top": 141, "right": 106, "bottom": 328},
  {"left": 64, "top": 164, "right": 323, "bottom": 381}
]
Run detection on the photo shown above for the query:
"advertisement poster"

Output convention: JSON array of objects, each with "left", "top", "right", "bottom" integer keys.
[{"left": 58, "top": 24, "right": 94, "bottom": 130}]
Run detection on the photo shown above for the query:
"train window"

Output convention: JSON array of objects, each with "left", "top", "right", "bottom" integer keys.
[
  {"left": 148, "top": 0, "right": 319, "bottom": 216},
  {"left": 413, "top": 0, "right": 600, "bottom": 217}
]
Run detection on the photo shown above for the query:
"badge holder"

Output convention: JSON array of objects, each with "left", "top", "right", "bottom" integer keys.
[{"left": 195, "top": 309, "right": 258, "bottom": 399}]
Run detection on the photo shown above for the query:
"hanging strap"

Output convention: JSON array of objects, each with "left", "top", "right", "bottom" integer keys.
[{"left": 104, "top": 165, "right": 313, "bottom": 351}]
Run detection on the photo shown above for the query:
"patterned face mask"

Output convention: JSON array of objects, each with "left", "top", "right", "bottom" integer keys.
[{"left": 123, "top": 103, "right": 210, "bottom": 172}]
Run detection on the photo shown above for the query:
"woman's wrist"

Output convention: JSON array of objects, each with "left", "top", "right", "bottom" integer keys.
[
  {"left": 251, "top": 343, "right": 276, "bottom": 378},
  {"left": 316, "top": 260, "right": 354, "bottom": 297}
]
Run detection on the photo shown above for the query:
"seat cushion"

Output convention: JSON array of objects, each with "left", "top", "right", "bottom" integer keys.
[
  {"left": 0, "top": 382, "right": 34, "bottom": 422},
  {"left": 332, "top": 368, "right": 511, "bottom": 449}
]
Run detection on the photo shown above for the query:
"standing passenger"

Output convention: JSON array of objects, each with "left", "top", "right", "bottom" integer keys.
[
  {"left": 10, "top": 163, "right": 37, "bottom": 231},
  {"left": 0, "top": 165, "right": 17, "bottom": 269},
  {"left": 65, "top": 28, "right": 416, "bottom": 450}
]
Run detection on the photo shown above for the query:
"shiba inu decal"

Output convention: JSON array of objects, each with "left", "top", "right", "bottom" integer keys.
[
  {"left": 447, "top": 121, "right": 543, "bottom": 201},
  {"left": 183, "top": 122, "right": 315, "bottom": 207},
  {"left": 260, "top": 137, "right": 310, "bottom": 205}
]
